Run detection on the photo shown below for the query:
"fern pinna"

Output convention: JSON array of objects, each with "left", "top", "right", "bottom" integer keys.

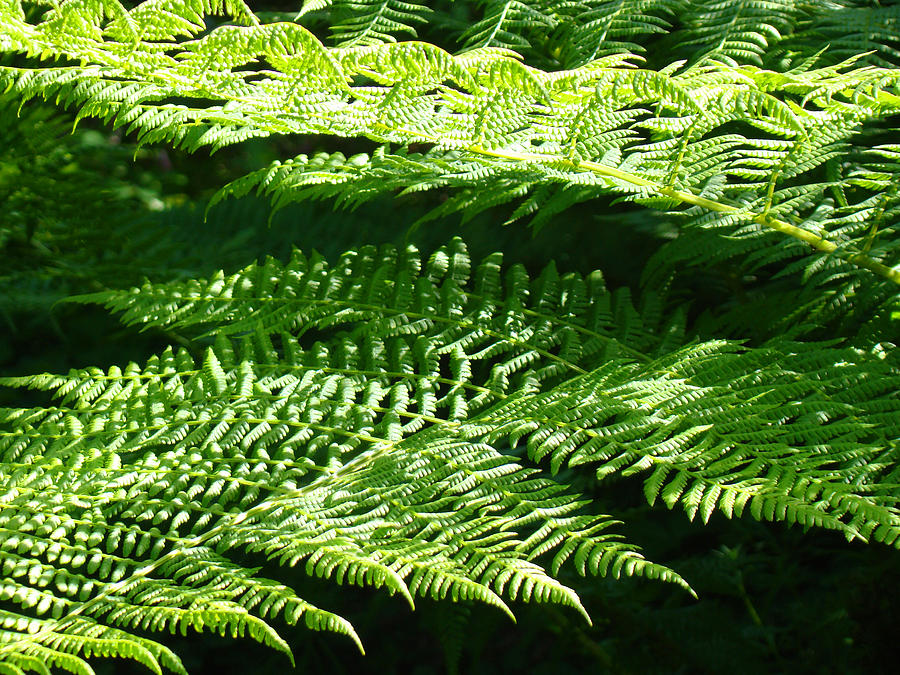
[{"left": 0, "top": 1, "right": 898, "bottom": 673}]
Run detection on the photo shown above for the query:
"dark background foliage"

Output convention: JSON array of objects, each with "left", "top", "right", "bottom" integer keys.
[{"left": 2, "top": 92, "right": 897, "bottom": 674}]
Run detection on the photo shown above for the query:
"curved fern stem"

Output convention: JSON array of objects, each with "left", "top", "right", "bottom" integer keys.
[{"left": 469, "top": 145, "right": 900, "bottom": 286}]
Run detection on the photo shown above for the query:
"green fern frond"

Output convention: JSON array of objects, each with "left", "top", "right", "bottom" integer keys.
[
  {"left": 468, "top": 339, "right": 900, "bottom": 542},
  {"left": 640, "top": 135, "right": 900, "bottom": 340},
  {"left": 299, "top": 0, "right": 433, "bottom": 46},
  {"left": 3, "top": 3, "right": 900, "bottom": 672},
  {"left": 1, "top": 242, "right": 704, "bottom": 672},
  {"left": 0, "top": 358, "right": 664, "bottom": 668},
  {"left": 65, "top": 238, "right": 672, "bottom": 369},
  {"left": 61, "top": 239, "right": 900, "bottom": 546},
  {"left": 672, "top": 0, "right": 804, "bottom": 66},
  {"left": 459, "top": 0, "right": 680, "bottom": 66},
  {"left": 4, "top": 239, "right": 897, "bottom": 670},
  {"left": 778, "top": 1, "right": 900, "bottom": 68},
  {"left": 2, "top": 1, "right": 898, "bottom": 282},
  {"left": 549, "top": 0, "right": 678, "bottom": 67},
  {"left": 460, "top": 0, "right": 558, "bottom": 52}
]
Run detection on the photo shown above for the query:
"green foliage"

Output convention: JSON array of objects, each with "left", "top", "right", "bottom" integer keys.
[{"left": 0, "top": 1, "right": 898, "bottom": 673}]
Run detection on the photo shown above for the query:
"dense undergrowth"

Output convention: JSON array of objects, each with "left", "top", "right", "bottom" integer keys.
[{"left": 1, "top": 1, "right": 899, "bottom": 673}]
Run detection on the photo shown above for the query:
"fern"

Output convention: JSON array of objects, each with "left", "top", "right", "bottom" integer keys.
[
  {"left": 1, "top": 1, "right": 899, "bottom": 672},
  {"left": 777, "top": 1, "right": 900, "bottom": 69},
  {"left": 4, "top": 0, "right": 898, "bottom": 280},
  {"left": 63, "top": 241, "right": 900, "bottom": 541},
  {"left": 670, "top": 0, "right": 803, "bottom": 67},
  {"left": 549, "top": 0, "right": 678, "bottom": 66},
  {"left": 460, "top": 0, "right": 558, "bottom": 52},
  {"left": 1, "top": 241, "right": 698, "bottom": 671},
  {"left": 297, "top": 0, "right": 433, "bottom": 46}
]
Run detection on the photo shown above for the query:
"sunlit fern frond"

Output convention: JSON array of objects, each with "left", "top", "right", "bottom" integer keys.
[
  {"left": 1, "top": 1, "right": 899, "bottom": 284},
  {"left": 1, "top": 238, "right": 705, "bottom": 672}
]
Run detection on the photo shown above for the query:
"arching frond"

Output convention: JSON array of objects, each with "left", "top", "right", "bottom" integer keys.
[
  {"left": 1, "top": 1, "right": 899, "bottom": 283},
  {"left": 1, "top": 243, "right": 703, "bottom": 672},
  {"left": 779, "top": 1, "right": 900, "bottom": 68},
  {"left": 672, "top": 0, "right": 803, "bottom": 66},
  {"left": 62, "top": 240, "right": 900, "bottom": 547},
  {"left": 549, "top": 0, "right": 678, "bottom": 67},
  {"left": 460, "top": 0, "right": 558, "bottom": 52}
]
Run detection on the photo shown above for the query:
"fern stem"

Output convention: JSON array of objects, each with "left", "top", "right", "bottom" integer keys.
[
  {"left": 468, "top": 146, "right": 900, "bottom": 286},
  {"left": 734, "top": 569, "right": 783, "bottom": 663}
]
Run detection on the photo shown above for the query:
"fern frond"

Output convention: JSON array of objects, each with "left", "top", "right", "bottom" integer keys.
[
  {"left": 460, "top": 0, "right": 679, "bottom": 66},
  {"left": 300, "top": 0, "right": 433, "bottom": 47},
  {"left": 1, "top": 241, "right": 704, "bottom": 671},
  {"left": 779, "top": 1, "right": 900, "bottom": 68},
  {"left": 468, "top": 339, "right": 900, "bottom": 543},
  {"left": 1, "top": 2, "right": 898, "bottom": 282},
  {"left": 62, "top": 239, "right": 900, "bottom": 546},
  {"left": 549, "top": 0, "right": 678, "bottom": 67},
  {"left": 0, "top": 366, "right": 659, "bottom": 667},
  {"left": 641, "top": 136, "right": 900, "bottom": 341},
  {"left": 5, "top": 238, "right": 897, "bottom": 672},
  {"left": 65, "top": 238, "right": 673, "bottom": 370},
  {"left": 460, "top": 0, "right": 558, "bottom": 52},
  {"left": 3, "top": 3, "right": 900, "bottom": 672},
  {"left": 672, "top": 0, "right": 804, "bottom": 66}
]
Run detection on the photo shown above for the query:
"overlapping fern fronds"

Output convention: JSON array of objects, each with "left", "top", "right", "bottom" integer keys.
[
  {"left": 3, "top": 239, "right": 899, "bottom": 672},
  {"left": 1, "top": 1, "right": 899, "bottom": 673},
  {"left": 1, "top": 0, "right": 899, "bottom": 283},
  {"left": 69, "top": 240, "right": 900, "bottom": 546},
  {"left": 0, "top": 240, "right": 693, "bottom": 672},
  {"left": 297, "top": 0, "right": 433, "bottom": 46}
]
